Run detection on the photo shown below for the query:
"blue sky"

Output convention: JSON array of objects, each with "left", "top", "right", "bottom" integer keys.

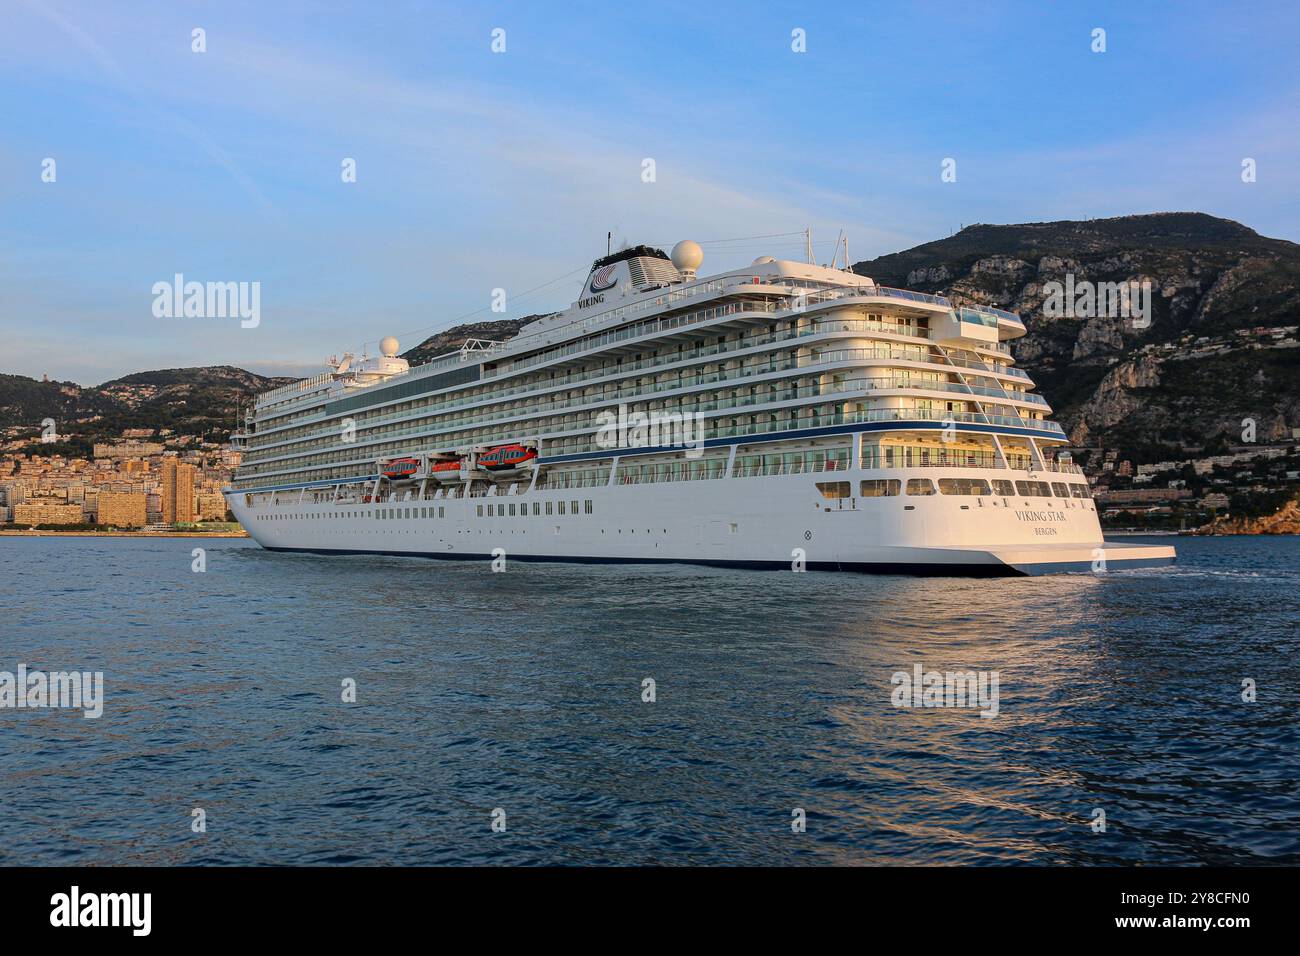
[{"left": 2, "top": 0, "right": 1298, "bottom": 384}]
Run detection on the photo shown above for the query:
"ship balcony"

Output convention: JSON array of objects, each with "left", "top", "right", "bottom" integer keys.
[
  {"left": 929, "top": 307, "right": 1000, "bottom": 347},
  {"left": 729, "top": 449, "right": 1083, "bottom": 477},
  {"left": 232, "top": 396, "right": 1070, "bottom": 485},
  {"left": 986, "top": 307, "right": 1028, "bottom": 339},
  {"left": 233, "top": 369, "right": 1060, "bottom": 478},
  {"left": 927, "top": 304, "right": 1027, "bottom": 342},
  {"left": 234, "top": 345, "right": 1044, "bottom": 458},
  {"left": 239, "top": 316, "right": 1036, "bottom": 451},
  {"left": 535, "top": 406, "right": 1067, "bottom": 460},
  {"left": 491, "top": 284, "right": 953, "bottom": 380},
  {"left": 234, "top": 369, "right": 1056, "bottom": 474}
]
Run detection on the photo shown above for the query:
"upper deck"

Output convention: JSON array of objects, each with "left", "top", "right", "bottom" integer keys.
[
  {"left": 246, "top": 250, "right": 1026, "bottom": 424},
  {"left": 230, "top": 239, "right": 1056, "bottom": 493}
]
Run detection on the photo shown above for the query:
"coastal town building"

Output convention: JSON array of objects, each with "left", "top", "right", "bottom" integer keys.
[
  {"left": 196, "top": 492, "right": 229, "bottom": 520},
  {"left": 1095, "top": 488, "right": 1194, "bottom": 505},
  {"left": 93, "top": 441, "right": 165, "bottom": 459},
  {"left": 161, "top": 457, "right": 197, "bottom": 524},
  {"left": 13, "top": 501, "right": 84, "bottom": 525},
  {"left": 97, "top": 491, "right": 148, "bottom": 528},
  {"left": 1, "top": 437, "right": 237, "bottom": 529}
]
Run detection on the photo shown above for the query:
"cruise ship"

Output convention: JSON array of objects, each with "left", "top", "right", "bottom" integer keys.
[{"left": 224, "top": 240, "right": 1175, "bottom": 575}]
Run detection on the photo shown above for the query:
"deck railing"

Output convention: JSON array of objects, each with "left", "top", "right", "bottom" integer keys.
[{"left": 242, "top": 339, "right": 1039, "bottom": 458}]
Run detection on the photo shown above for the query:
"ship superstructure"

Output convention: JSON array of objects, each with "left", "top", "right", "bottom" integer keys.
[{"left": 225, "top": 239, "right": 1174, "bottom": 574}]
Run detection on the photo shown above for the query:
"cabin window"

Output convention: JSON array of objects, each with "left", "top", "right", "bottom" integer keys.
[
  {"left": 546, "top": 501, "right": 553, "bottom": 515},
  {"left": 906, "top": 478, "right": 936, "bottom": 496},
  {"left": 439, "top": 507, "right": 446, "bottom": 517},
  {"left": 585, "top": 500, "right": 593, "bottom": 514},
  {"left": 1015, "top": 481, "right": 1053, "bottom": 497},
  {"left": 1070, "top": 484, "right": 1090, "bottom": 499},
  {"left": 509, "top": 504, "right": 516, "bottom": 516},
  {"left": 476, "top": 505, "right": 483, "bottom": 517},
  {"left": 815, "top": 481, "right": 851, "bottom": 500},
  {"left": 532, "top": 503, "right": 540, "bottom": 515},
  {"left": 939, "top": 478, "right": 991, "bottom": 496},
  {"left": 859, "top": 479, "right": 901, "bottom": 497},
  {"left": 558, "top": 501, "right": 566, "bottom": 515},
  {"left": 1051, "top": 482, "right": 1071, "bottom": 498},
  {"left": 992, "top": 479, "right": 1015, "bottom": 496}
]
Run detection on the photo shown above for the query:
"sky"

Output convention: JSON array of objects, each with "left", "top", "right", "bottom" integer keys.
[{"left": 2, "top": 0, "right": 1298, "bottom": 384}]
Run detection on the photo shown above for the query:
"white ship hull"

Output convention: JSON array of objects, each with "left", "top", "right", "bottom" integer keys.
[{"left": 225, "top": 467, "right": 1174, "bottom": 576}]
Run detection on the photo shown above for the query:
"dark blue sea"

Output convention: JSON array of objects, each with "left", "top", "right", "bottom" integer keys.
[{"left": 1, "top": 534, "right": 1297, "bottom": 865}]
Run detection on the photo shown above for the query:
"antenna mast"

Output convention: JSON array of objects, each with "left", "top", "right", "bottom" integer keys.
[
  {"left": 804, "top": 228, "right": 814, "bottom": 265},
  {"left": 830, "top": 229, "right": 845, "bottom": 269}
]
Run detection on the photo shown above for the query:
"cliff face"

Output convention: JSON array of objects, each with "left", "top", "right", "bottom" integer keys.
[
  {"left": 401, "top": 318, "right": 541, "bottom": 366},
  {"left": 1195, "top": 493, "right": 1300, "bottom": 535},
  {"left": 852, "top": 213, "right": 1300, "bottom": 462}
]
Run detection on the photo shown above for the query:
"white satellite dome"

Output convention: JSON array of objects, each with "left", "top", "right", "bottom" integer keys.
[
  {"left": 671, "top": 240, "right": 704, "bottom": 278},
  {"left": 379, "top": 336, "right": 400, "bottom": 357},
  {"left": 751, "top": 255, "right": 776, "bottom": 265}
]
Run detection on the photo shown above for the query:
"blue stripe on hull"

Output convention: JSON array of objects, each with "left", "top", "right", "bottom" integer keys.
[
  {"left": 261, "top": 545, "right": 1023, "bottom": 577},
  {"left": 257, "top": 545, "right": 1175, "bottom": 577}
]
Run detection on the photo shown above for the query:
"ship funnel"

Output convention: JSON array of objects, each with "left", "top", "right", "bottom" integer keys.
[{"left": 577, "top": 244, "right": 681, "bottom": 305}]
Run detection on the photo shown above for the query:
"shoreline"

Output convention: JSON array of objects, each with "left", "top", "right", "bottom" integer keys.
[
  {"left": 0, "top": 530, "right": 249, "bottom": 538},
  {"left": 1103, "top": 529, "right": 1181, "bottom": 537},
  {"left": 1105, "top": 528, "right": 1298, "bottom": 537}
]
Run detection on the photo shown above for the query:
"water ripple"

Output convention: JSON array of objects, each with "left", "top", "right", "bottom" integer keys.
[{"left": 0, "top": 534, "right": 1297, "bottom": 864}]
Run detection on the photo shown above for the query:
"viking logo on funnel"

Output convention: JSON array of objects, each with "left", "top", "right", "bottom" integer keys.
[{"left": 589, "top": 264, "right": 618, "bottom": 292}]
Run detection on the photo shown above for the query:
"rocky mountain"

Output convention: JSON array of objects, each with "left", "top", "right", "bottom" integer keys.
[
  {"left": 0, "top": 366, "right": 294, "bottom": 451},
  {"left": 401, "top": 317, "right": 542, "bottom": 366},
  {"left": 852, "top": 212, "right": 1300, "bottom": 461}
]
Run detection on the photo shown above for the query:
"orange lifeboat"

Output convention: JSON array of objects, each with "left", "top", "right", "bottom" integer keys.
[
  {"left": 429, "top": 457, "right": 464, "bottom": 482},
  {"left": 479, "top": 444, "right": 537, "bottom": 471},
  {"left": 382, "top": 457, "right": 420, "bottom": 480}
]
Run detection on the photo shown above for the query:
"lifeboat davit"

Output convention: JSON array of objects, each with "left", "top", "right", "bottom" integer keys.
[
  {"left": 382, "top": 457, "right": 420, "bottom": 480},
  {"left": 429, "top": 457, "right": 464, "bottom": 482},
  {"left": 479, "top": 444, "right": 537, "bottom": 472}
]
